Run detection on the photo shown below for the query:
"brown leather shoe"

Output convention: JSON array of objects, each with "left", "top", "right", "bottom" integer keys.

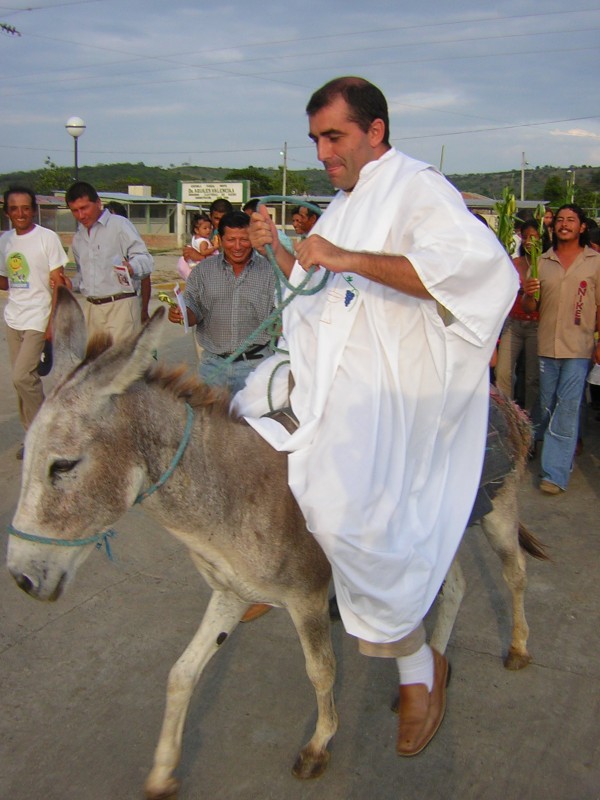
[
  {"left": 241, "top": 603, "right": 273, "bottom": 623},
  {"left": 397, "top": 647, "right": 449, "bottom": 756},
  {"left": 539, "top": 479, "right": 562, "bottom": 495}
]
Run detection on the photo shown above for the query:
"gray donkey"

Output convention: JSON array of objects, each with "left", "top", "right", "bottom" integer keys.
[{"left": 6, "top": 288, "right": 545, "bottom": 800}]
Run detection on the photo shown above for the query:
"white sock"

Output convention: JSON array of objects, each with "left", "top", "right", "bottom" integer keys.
[{"left": 396, "top": 644, "right": 434, "bottom": 691}]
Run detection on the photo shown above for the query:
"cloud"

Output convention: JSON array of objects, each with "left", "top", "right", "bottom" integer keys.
[
  {"left": 389, "top": 89, "right": 465, "bottom": 115},
  {"left": 550, "top": 128, "right": 600, "bottom": 141}
]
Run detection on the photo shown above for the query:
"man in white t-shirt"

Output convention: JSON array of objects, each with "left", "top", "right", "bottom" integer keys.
[{"left": 0, "top": 186, "right": 69, "bottom": 458}]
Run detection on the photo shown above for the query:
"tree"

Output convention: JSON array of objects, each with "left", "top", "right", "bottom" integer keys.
[
  {"left": 1, "top": 23, "right": 21, "bottom": 37},
  {"left": 272, "top": 167, "right": 309, "bottom": 196},
  {"left": 35, "top": 157, "right": 73, "bottom": 195},
  {"left": 224, "top": 166, "right": 273, "bottom": 197},
  {"left": 543, "top": 176, "right": 564, "bottom": 206}
]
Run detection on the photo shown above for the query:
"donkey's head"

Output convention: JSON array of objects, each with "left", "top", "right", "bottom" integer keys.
[{"left": 7, "top": 287, "right": 165, "bottom": 601}]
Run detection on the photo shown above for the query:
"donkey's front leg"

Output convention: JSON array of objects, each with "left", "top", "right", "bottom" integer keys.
[{"left": 144, "top": 589, "right": 246, "bottom": 800}]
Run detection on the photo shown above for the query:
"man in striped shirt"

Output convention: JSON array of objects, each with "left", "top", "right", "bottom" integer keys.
[{"left": 168, "top": 211, "right": 276, "bottom": 394}]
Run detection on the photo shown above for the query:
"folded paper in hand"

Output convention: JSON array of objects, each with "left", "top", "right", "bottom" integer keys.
[{"left": 112, "top": 256, "right": 134, "bottom": 291}]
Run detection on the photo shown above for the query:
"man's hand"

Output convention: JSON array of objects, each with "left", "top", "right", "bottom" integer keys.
[
  {"left": 168, "top": 305, "right": 184, "bottom": 325},
  {"left": 294, "top": 234, "right": 347, "bottom": 273},
  {"left": 182, "top": 245, "right": 201, "bottom": 261},
  {"left": 522, "top": 278, "right": 540, "bottom": 297},
  {"left": 249, "top": 207, "right": 277, "bottom": 255}
]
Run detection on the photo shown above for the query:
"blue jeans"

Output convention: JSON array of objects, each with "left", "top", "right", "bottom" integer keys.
[
  {"left": 199, "top": 347, "right": 270, "bottom": 396},
  {"left": 538, "top": 357, "right": 590, "bottom": 489}
]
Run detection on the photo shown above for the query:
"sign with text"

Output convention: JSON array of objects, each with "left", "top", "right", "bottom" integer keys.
[{"left": 178, "top": 180, "right": 249, "bottom": 204}]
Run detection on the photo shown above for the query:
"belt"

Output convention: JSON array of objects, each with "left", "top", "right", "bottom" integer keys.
[
  {"left": 86, "top": 292, "right": 137, "bottom": 305},
  {"left": 218, "top": 343, "right": 268, "bottom": 362}
]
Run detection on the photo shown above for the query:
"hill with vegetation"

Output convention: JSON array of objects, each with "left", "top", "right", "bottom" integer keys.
[{"left": 1, "top": 161, "right": 598, "bottom": 214}]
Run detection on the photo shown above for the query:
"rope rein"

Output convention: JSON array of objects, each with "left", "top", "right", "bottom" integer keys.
[{"left": 7, "top": 403, "right": 195, "bottom": 560}]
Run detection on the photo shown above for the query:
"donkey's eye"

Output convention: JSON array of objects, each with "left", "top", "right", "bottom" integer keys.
[{"left": 49, "top": 459, "right": 79, "bottom": 478}]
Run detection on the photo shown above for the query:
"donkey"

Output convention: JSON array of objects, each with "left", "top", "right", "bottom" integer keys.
[{"left": 6, "top": 288, "right": 545, "bottom": 800}]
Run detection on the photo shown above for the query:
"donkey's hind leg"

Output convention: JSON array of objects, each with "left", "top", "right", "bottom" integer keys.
[
  {"left": 287, "top": 590, "right": 338, "bottom": 780},
  {"left": 144, "top": 588, "right": 246, "bottom": 800},
  {"left": 430, "top": 556, "right": 466, "bottom": 656},
  {"left": 480, "top": 475, "right": 532, "bottom": 670}
]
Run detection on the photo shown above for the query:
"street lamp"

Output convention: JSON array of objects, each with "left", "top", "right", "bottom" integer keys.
[{"left": 65, "top": 116, "right": 86, "bottom": 180}]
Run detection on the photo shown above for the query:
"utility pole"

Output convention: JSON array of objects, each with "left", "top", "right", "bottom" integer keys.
[{"left": 520, "top": 152, "right": 528, "bottom": 202}]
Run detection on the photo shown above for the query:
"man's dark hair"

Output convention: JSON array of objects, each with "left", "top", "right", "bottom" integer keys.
[
  {"left": 300, "top": 204, "right": 318, "bottom": 220},
  {"left": 65, "top": 181, "right": 99, "bottom": 205},
  {"left": 209, "top": 197, "right": 234, "bottom": 215},
  {"left": 306, "top": 76, "right": 390, "bottom": 146},
  {"left": 218, "top": 210, "right": 250, "bottom": 238},
  {"left": 105, "top": 200, "right": 128, "bottom": 218},
  {"left": 242, "top": 198, "right": 260, "bottom": 214},
  {"left": 3, "top": 185, "right": 37, "bottom": 211},
  {"left": 588, "top": 227, "right": 600, "bottom": 248},
  {"left": 551, "top": 204, "right": 590, "bottom": 248}
]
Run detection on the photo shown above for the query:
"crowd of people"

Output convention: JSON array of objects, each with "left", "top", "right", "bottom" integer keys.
[{"left": 1, "top": 75, "right": 599, "bottom": 760}]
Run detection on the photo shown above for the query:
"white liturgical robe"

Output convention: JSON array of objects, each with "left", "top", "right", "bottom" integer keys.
[{"left": 233, "top": 148, "right": 518, "bottom": 645}]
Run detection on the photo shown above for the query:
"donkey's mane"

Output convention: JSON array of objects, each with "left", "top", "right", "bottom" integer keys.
[
  {"left": 146, "top": 363, "right": 232, "bottom": 417},
  {"left": 85, "top": 332, "right": 114, "bottom": 360},
  {"left": 81, "top": 332, "right": 234, "bottom": 418}
]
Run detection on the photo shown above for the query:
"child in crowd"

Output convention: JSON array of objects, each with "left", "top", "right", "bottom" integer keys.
[{"left": 177, "top": 213, "right": 217, "bottom": 280}]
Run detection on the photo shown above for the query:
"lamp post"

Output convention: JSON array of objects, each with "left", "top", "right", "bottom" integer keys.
[
  {"left": 280, "top": 141, "right": 288, "bottom": 230},
  {"left": 65, "top": 116, "right": 86, "bottom": 180}
]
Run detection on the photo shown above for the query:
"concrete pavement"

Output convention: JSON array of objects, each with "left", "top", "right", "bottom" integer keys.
[{"left": 0, "top": 289, "right": 599, "bottom": 800}]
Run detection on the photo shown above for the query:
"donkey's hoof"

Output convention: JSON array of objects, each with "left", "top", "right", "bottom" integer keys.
[
  {"left": 144, "top": 776, "right": 180, "bottom": 800},
  {"left": 292, "top": 746, "right": 330, "bottom": 780},
  {"left": 504, "top": 647, "right": 532, "bottom": 670}
]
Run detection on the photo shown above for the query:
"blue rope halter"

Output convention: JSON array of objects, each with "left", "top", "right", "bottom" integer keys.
[{"left": 7, "top": 403, "right": 195, "bottom": 561}]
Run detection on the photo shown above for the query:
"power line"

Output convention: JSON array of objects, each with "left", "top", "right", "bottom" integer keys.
[{"left": 0, "top": 115, "right": 596, "bottom": 159}]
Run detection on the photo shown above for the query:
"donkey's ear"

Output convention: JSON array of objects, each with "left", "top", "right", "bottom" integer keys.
[
  {"left": 51, "top": 286, "right": 87, "bottom": 384},
  {"left": 96, "top": 306, "right": 166, "bottom": 398}
]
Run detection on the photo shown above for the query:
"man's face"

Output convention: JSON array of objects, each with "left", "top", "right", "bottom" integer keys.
[
  {"left": 68, "top": 195, "right": 103, "bottom": 230},
  {"left": 6, "top": 193, "right": 36, "bottom": 235},
  {"left": 210, "top": 210, "right": 225, "bottom": 230},
  {"left": 308, "top": 95, "right": 382, "bottom": 191},
  {"left": 297, "top": 207, "right": 317, "bottom": 234},
  {"left": 220, "top": 225, "right": 252, "bottom": 269},
  {"left": 543, "top": 210, "right": 554, "bottom": 228},
  {"left": 553, "top": 209, "right": 585, "bottom": 245},
  {"left": 292, "top": 214, "right": 303, "bottom": 234}
]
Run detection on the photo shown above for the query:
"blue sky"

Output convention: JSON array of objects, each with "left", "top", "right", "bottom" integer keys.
[{"left": 0, "top": 0, "right": 599, "bottom": 179}]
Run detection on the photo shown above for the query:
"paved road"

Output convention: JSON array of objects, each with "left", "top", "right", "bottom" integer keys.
[{"left": 0, "top": 292, "right": 599, "bottom": 800}]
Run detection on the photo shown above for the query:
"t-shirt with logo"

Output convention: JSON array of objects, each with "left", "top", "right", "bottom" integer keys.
[{"left": 0, "top": 225, "right": 68, "bottom": 333}]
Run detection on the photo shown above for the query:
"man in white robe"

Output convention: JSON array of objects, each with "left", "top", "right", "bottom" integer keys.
[{"left": 233, "top": 77, "right": 518, "bottom": 756}]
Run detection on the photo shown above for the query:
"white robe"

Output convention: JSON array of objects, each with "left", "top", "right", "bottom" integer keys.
[{"left": 233, "top": 148, "right": 518, "bottom": 644}]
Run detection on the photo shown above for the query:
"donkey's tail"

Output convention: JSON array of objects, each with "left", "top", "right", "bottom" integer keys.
[{"left": 518, "top": 523, "right": 551, "bottom": 561}]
